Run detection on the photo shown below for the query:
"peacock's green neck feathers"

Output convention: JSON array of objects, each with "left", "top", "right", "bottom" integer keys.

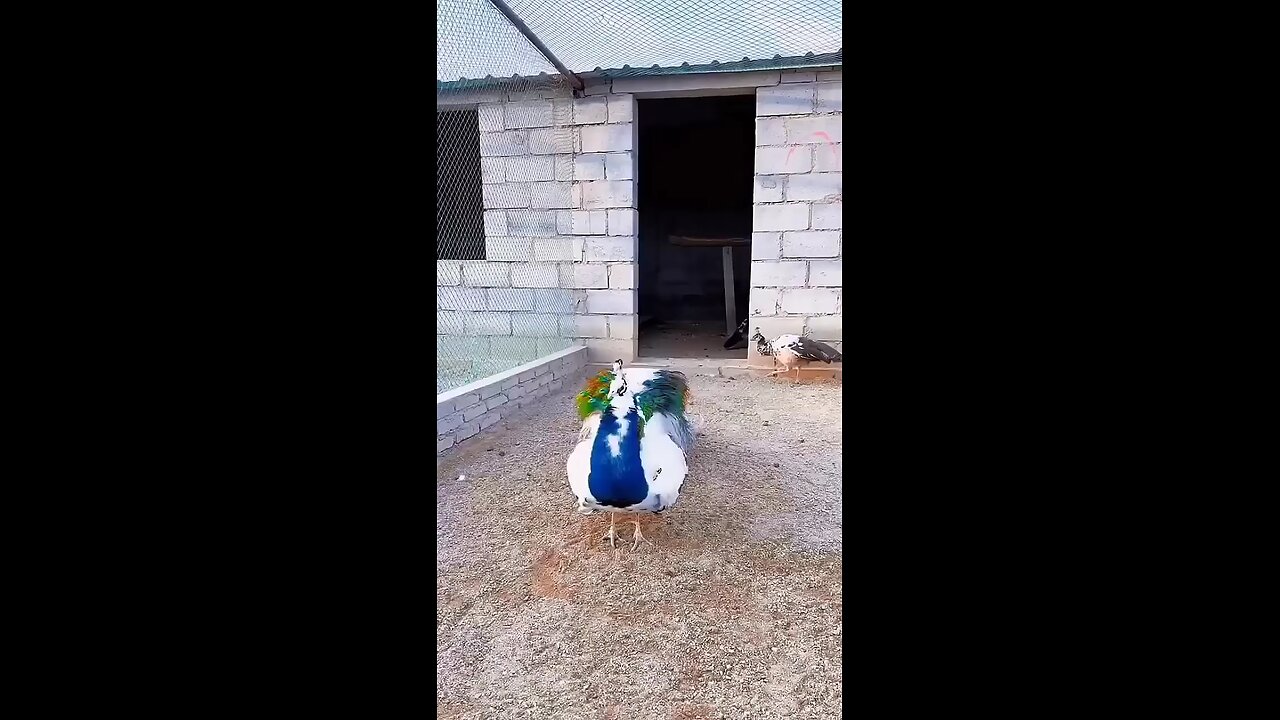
[{"left": 575, "top": 370, "right": 614, "bottom": 419}]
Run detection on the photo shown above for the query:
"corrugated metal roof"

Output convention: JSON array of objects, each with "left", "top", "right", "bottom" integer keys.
[{"left": 436, "top": 51, "right": 840, "bottom": 92}]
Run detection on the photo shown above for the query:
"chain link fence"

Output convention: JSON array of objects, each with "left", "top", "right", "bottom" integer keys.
[{"left": 437, "top": 0, "right": 841, "bottom": 393}]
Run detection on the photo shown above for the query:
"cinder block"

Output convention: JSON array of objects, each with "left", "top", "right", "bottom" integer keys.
[
  {"left": 438, "top": 310, "right": 464, "bottom": 334},
  {"left": 605, "top": 153, "right": 634, "bottom": 180},
  {"left": 506, "top": 210, "right": 557, "bottom": 236},
  {"left": 780, "top": 288, "right": 839, "bottom": 314},
  {"left": 754, "top": 176, "right": 784, "bottom": 203},
  {"left": 608, "top": 209, "right": 636, "bottom": 236},
  {"left": 781, "top": 71, "right": 817, "bottom": 83},
  {"left": 573, "top": 154, "right": 605, "bottom": 180},
  {"left": 585, "top": 338, "right": 635, "bottom": 363},
  {"left": 438, "top": 262, "right": 461, "bottom": 286},
  {"left": 455, "top": 421, "right": 479, "bottom": 442},
  {"left": 479, "top": 131, "right": 528, "bottom": 157},
  {"left": 510, "top": 263, "right": 560, "bottom": 287},
  {"left": 529, "top": 182, "right": 575, "bottom": 209},
  {"left": 584, "top": 236, "right": 636, "bottom": 261},
  {"left": 581, "top": 180, "right": 633, "bottom": 208},
  {"left": 607, "top": 94, "right": 634, "bottom": 123},
  {"left": 486, "top": 394, "right": 509, "bottom": 410},
  {"left": 608, "top": 315, "right": 637, "bottom": 339},
  {"left": 586, "top": 289, "right": 636, "bottom": 314},
  {"left": 535, "top": 288, "right": 575, "bottom": 313},
  {"left": 754, "top": 203, "right": 810, "bottom": 231},
  {"left": 752, "top": 232, "right": 782, "bottom": 260},
  {"left": 478, "top": 410, "right": 501, "bottom": 430},
  {"left": 533, "top": 237, "right": 577, "bottom": 261},
  {"left": 558, "top": 210, "right": 606, "bottom": 236},
  {"left": 751, "top": 261, "right": 808, "bottom": 287},
  {"left": 786, "top": 115, "right": 842, "bottom": 144},
  {"left": 449, "top": 393, "right": 480, "bottom": 412},
  {"left": 756, "top": 117, "right": 787, "bottom": 145},
  {"left": 479, "top": 383, "right": 502, "bottom": 400},
  {"left": 486, "top": 288, "right": 537, "bottom": 311},
  {"left": 437, "top": 435, "right": 455, "bottom": 452},
  {"left": 528, "top": 127, "right": 574, "bottom": 154},
  {"left": 814, "top": 142, "right": 842, "bottom": 172},
  {"left": 511, "top": 313, "right": 561, "bottom": 337},
  {"left": 808, "top": 260, "right": 842, "bottom": 287},
  {"left": 462, "top": 262, "right": 510, "bottom": 287},
  {"left": 504, "top": 100, "right": 554, "bottom": 129},
  {"left": 437, "top": 410, "right": 462, "bottom": 434},
  {"left": 752, "top": 316, "right": 806, "bottom": 340},
  {"left": 757, "top": 84, "right": 814, "bottom": 116},
  {"left": 782, "top": 231, "right": 841, "bottom": 258},
  {"left": 581, "top": 124, "right": 633, "bottom": 152},
  {"left": 572, "top": 263, "right": 608, "bottom": 289},
  {"left": 481, "top": 157, "right": 504, "bottom": 184},
  {"left": 483, "top": 210, "right": 508, "bottom": 237},
  {"left": 461, "top": 402, "right": 487, "bottom": 421},
  {"left": 505, "top": 155, "right": 556, "bottom": 182},
  {"left": 816, "top": 82, "right": 842, "bottom": 114},
  {"left": 484, "top": 237, "right": 534, "bottom": 261},
  {"left": 812, "top": 202, "right": 842, "bottom": 229},
  {"left": 465, "top": 312, "right": 511, "bottom": 335},
  {"left": 482, "top": 183, "right": 529, "bottom": 209},
  {"left": 749, "top": 288, "right": 779, "bottom": 315},
  {"left": 817, "top": 71, "right": 842, "bottom": 82},
  {"left": 584, "top": 81, "right": 611, "bottom": 96},
  {"left": 756, "top": 146, "right": 812, "bottom": 174},
  {"left": 608, "top": 263, "right": 636, "bottom": 289},
  {"left": 572, "top": 96, "right": 607, "bottom": 124},
  {"left": 554, "top": 154, "right": 574, "bottom": 181},
  {"left": 477, "top": 103, "right": 504, "bottom": 131},
  {"left": 573, "top": 314, "right": 609, "bottom": 338},
  {"left": 439, "top": 287, "right": 487, "bottom": 310},
  {"left": 786, "top": 173, "right": 842, "bottom": 202}
]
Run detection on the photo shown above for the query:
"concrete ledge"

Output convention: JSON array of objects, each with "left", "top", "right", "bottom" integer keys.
[
  {"left": 719, "top": 362, "right": 842, "bottom": 383},
  {"left": 437, "top": 346, "right": 588, "bottom": 453}
]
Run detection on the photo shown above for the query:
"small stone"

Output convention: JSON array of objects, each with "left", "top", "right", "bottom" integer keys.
[
  {"left": 773, "top": 463, "right": 780, "bottom": 467},
  {"left": 499, "top": 451, "right": 505, "bottom": 456},
  {"left": 487, "top": 447, "right": 494, "bottom": 452}
]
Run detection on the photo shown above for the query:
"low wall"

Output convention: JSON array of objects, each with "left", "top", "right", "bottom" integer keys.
[{"left": 436, "top": 345, "right": 588, "bottom": 453}]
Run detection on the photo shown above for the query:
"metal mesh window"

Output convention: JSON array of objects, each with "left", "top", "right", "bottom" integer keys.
[{"left": 437, "top": 109, "right": 486, "bottom": 261}]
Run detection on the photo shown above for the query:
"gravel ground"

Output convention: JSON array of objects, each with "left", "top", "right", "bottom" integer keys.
[{"left": 437, "top": 369, "right": 842, "bottom": 720}]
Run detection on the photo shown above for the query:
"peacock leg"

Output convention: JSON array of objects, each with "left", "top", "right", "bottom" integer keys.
[
  {"left": 631, "top": 519, "right": 646, "bottom": 550},
  {"left": 604, "top": 512, "right": 618, "bottom": 548},
  {"left": 795, "top": 365, "right": 802, "bottom": 384}
]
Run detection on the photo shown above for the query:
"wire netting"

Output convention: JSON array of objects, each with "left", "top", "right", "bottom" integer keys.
[{"left": 437, "top": 0, "right": 841, "bottom": 394}]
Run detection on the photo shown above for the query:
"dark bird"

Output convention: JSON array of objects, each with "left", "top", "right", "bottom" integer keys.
[
  {"left": 723, "top": 318, "right": 749, "bottom": 349},
  {"left": 752, "top": 329, "right": 842, "bottom": 384}
]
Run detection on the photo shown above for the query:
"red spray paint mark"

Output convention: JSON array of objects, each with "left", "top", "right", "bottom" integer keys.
[{"left": 813, "top": 131, "right": 840, "bottom": 166}]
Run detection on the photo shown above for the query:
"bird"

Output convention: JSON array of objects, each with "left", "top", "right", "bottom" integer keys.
[
  {"left": 566, "top": 359, "right": 693, "bottom": 550},
  {"left": 723, "top": 318, "right": 749, "bottom": 349},
  {"left": 752, "top": 328, "right": 842, "bottom": 384}
]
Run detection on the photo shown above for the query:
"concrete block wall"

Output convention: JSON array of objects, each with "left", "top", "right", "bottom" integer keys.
[
  {"left": 437, "top": 346, "right": 588, "bottom": 453},
  {"left": 749, "top": 69, "right": 843, "bottom": 360},
  {"left": 438, "top": 84, "right": 640, "bottom": 369}
]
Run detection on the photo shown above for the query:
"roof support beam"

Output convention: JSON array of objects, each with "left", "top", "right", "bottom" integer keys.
[{"left": 486, "top": 0, "right": 585, "bottom": 92}]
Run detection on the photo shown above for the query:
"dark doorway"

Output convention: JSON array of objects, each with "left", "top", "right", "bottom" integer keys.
[{"left": 637, "top": 95, "right": 754, "bottom": 359}]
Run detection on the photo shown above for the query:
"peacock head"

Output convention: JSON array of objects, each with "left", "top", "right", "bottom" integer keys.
[
  {"left": 607, "top": 359, "right": 635, "bottom": 407},
  {"left": 751, "top": 328, "right": 766, "bottom": 343}
]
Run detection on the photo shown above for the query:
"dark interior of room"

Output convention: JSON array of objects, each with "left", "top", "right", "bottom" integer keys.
[{"left": 637, "top": 95, "right": 754, "bottom": 359}]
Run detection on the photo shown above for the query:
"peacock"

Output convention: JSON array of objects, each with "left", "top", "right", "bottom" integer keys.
[
  {"left": 752, "top": 328, "right": 842, "bottom": 383},
  {"left": 566, "top": 360, "right": 693, "bottom": 550}
]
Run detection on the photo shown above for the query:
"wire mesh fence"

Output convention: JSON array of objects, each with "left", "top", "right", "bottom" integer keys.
[{"left": 437, "top": 0, "right": 841, "bottom": 394}]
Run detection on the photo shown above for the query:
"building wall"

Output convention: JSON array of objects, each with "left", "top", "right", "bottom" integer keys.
[
  {"left": 749, "top": 70, "right": 843, "bottom": 359},
  {"left": 438, "top": 84, "right": 640, "bottom": 365}
]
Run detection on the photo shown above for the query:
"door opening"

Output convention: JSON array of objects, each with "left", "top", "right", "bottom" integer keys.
[{"left": 637, "top": 95, "right": 754, "bottom": 359}]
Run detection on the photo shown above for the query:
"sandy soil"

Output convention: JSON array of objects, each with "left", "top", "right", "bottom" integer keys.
[{"left": 437, "top": 370, "right": 842, "bottom": 720}]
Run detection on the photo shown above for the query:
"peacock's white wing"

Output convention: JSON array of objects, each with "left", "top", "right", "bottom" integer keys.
[
  {"left": 566, "top": 437, "right": 594, "bottom": 509},
  {"left": 638, "top": 413, "right": 688, "bottom": 511}
]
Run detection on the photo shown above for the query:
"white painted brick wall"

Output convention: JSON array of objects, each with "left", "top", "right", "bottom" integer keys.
[
  {"left": 481, "top": 157, "right": 504, "bottom": 183},
  {"left": 465, "top": 311, "right": 511, "bottom": 335},
  {"left": 586, "top": 290, "right": 636, "bottom": 314},
  {"left": 511, "top": 313, "right": 560, "bottom": 337},
  {"left": 573, "top": 154, "right": 605, "bottom": 180},
  {"left": 510, "top": 263, "right": 560, "bottom": 287},
  {"left": 786, "top": 116, "right": 842, "bottom": 144},
  {"left": 487, "top": 288, "right": 538, "bottom": 311},
  {"left": 780, "top": 288, "right": 839, "bottom": 314},
  {"left": 757, "top": 84, "right": 815, "bottom": 115},
  {"left": 608, "top": 263, "right": 636, "bottom": 289},
  {"left": 506, "top": 210, "right": 557, "bottom": 236},
  {"left": 439, "top": 287, "right": 487, "bottom": 311},
  {"left": 785, "top": 172, "right": 842, "bottom": 202},
  {"left": 754, "top": 176, "right": 784, "bottom": 203},
  {"left": 605, "top": 153, "right": 634, "bottom": 180},
  {"left": 581, "top": 180, "right": 633, "bottom": 208},
  {"left": 749, "top": 288, "right": 779, "bottom": 315},
  {"left": 607, "top": 94, "right": 634, "bottom": 123},
  {"left": 557, "top": 210, "right": 606, "bottom": 235},
  {"left": 529, "top": 182, "right": 575, "bottom": 208},
  {"left": 482, "top": 183, "right": 530, "bottom": 209},
  {"left": 752, "top": 261, "right": 808, "bottom": 287},
  {"left": 480, "top": 131, "right": 528, "bottom": 156},
  {"left": 580, "top": 124, "right": 633, "bottom": 152},
  {"left": 478, "top": 104, "right": 504, "bottom": 131},
  {"left": 462, "top": 263, "right": 509, "bottom": 287},
  {"left": 529, "top": 128, "right": 574, "bottom": 154},
  {"left": 808, "top": 260, "right": 842, "bottom": 287},
  {"left": 756, "top": 146, "right": 812, "bottom": 174},
  {"left": 485, "top": 237, "right": 534, "bottom": 261},
  {"left": 756, "top": 117, "right": 787, "bottom": 145},
  {"left": 484, "top": 210, "right": 508, "bottom": 236},
  {"left": 438, "top": 262, "right": 461, "bottom": 286},
  {"left": 754, "top": 203, "right": 810, "bottom": 231},
  {"left": 816, "top": 82, "right": 842, "bottom": 114},
  {"left": 607, "top": 209, "right": 635, "bottom": 236},
  {"left": 584, "top": 236, "right": 636, "bottom": 261},
  {"left": 506, "top": 155, "right": 555, "bottom": 181},
  {"left": 782, "top": 231, "right": 841, "bottom": 258},
  {"left": 608, "top": 315, "right": 637, "bottom": 339},
  {"left": 806, "top": 315, "right": 842, "bottom": 340},
  {"left": 504, "top": 100, "right": 554, "bottom": 128},
  {"left": 812, "top": 202, "right": 841, "bottom": 229},
  {"left": 573, "top": 314, "right": 609, "bottom": 338},
  {"left": 532, "top": 237, "right": 576, "bottom": 261},
  {"left": 752, "top": 232, "right": 782, "bottom": 260},
  {"left": 572, "top": 263, "right": 608, "bottom": 289},
  {"left": 813, "top": 144, "right": 842, "bottom": 172},
  {"left": 572, "top": 96, "right": 607, "bottom": 124}
]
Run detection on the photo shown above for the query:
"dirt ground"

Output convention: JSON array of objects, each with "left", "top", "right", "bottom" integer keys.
[{"left": 437, "top": 369, "right": 842, "bottom": 720}]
